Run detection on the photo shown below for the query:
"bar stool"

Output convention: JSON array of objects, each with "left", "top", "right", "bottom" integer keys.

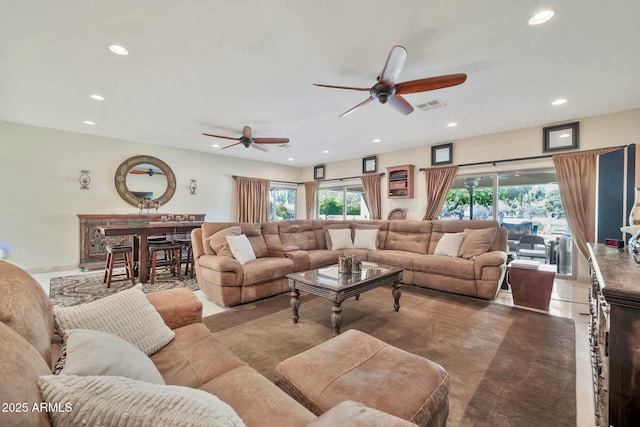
[
  {"left": 148, "top": 242, "right": 182, "bottom": 285},
  {"left": 174, "top": 237, "right": 194, "bottom": 278},
  {"left": 103, "top": 244, "right": 136, "bottom": 288}
]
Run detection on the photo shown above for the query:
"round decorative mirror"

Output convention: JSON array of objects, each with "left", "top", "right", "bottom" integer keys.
[{"left": 114, "top": 155, "right": 176, "bottom": 207}]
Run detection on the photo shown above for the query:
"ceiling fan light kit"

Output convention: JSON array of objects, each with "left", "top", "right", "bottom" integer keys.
[{"left": 314, "top": 45, "right": 467, "bottom": 117}]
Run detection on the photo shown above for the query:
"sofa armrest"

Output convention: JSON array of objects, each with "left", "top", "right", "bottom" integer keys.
[
  {"left": 284, "top": 250, "right": 311, "bottom": 271},
  {"left": 307, "top": 400, "right": 418, "bottom": 427},
  {"left": 474, "top": 251, "right": 508, "bottom": 279},
  {"left": 146, "top": 288, "right": 202, "bottom": 330},
  {"left": 198, "top": 254, "right": 243, "bottom": 273}
]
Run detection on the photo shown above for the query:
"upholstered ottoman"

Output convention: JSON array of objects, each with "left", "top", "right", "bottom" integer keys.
[{"left": 274, "top": 329, "right": 450, "bottom": 427}]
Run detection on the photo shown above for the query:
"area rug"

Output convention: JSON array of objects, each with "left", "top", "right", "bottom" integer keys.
[
  {"left": 49, "top": 271, "right": 199, "bottom": 307},
  {"left": 203, "top": 285, "right": 576, "bottom": 427}
]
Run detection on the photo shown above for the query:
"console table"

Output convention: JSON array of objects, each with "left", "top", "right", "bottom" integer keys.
[
  {"left": 588, "top": 243, "right": 640, "bottom": 426},
  {"left": 78, "top": 214, "right": 205, "bottom": 270}
]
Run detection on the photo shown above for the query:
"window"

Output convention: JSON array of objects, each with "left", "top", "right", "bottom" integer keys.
[
  {"left": 318, "top": 185, "right": 370, "bottom": 220},
  {"left": 440, "top": 176, "right": 495, "bottom": 220},
  {"left": 269, "top": 186, "right": 296, "bottom": 221}
]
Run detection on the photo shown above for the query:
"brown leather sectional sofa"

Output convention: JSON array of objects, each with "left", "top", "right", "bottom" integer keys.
[{"left": 192, "top": 219, "right": 508, "bottom": 308}]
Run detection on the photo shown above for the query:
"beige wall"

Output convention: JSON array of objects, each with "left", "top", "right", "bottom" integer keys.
[{"left": 0, "top": 121, "right": 302, "bottom": 271}]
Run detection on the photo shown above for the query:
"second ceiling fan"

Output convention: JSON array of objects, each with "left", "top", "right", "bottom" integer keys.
[
  {"left": 202, "top": 126, "right": 289, "bottom": 152},
  {"left": 314, "top": 45, "right": 467, "bottom": 117}
]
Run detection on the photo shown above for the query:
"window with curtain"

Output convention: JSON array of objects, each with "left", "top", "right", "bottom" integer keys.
[
  {"left": 317, "top": 184, "right": 370, "bottom": 220},
  {"left": 269, "top": 186, "right": 297, "bottom": 221}
]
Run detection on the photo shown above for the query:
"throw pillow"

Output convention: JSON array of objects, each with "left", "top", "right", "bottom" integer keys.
[
  {"left": 458, "top": 228, "right": 497, "bottom": 260},
  {"left": 53, "top": 329, "right": 165, "bottom": 384},
  {"left": 353, "top": 228, "right": 378, "bottom": 251},
  {"left": 434, "top": 233, "right": 465, "bottom": 257},
  {"left": 53, "top": 285, "right": 175, "bottom": 356},
  {"left": 38, "top": 375, "right": 246, "bottom": 427},
  {"left": 327, "top": 228, "right": 354, "bottom": 250},
  {"left": 322, "top": 224, "right": 350, "bottom": 250},
  {"left": 207, "top": 226, "right": 241, "bottom": 257},
  {"left": 226, "top": 234, "right": 257, "bottom": 265}
]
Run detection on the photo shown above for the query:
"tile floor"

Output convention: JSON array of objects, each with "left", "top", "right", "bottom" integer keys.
[{"left": 33, "top": 269, "right": 594, "bottom": 426}]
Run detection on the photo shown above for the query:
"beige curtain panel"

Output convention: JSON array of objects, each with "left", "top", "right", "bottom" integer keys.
[
  {"left": 235, "top": 176, "right": 271, "bottom": 222},
  {"left": 422, "top": 165, "right": 459, "bottom": 220},
  {"left": 304, "top": 181, "right": 318, "bottom": 219},
  {"left": 552, "top": 146, "right": 621, "bottom": 259},
  {"left": 361, "top": 174, "right": 382, "bottom": 219}
]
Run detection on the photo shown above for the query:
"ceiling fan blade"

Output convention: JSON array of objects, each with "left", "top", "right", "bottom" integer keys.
[
  {"left": 339, "top": 96, "right": 375, "bottom": 117},
  {"left": 242, "top": 126, "right": 252, "bottom": 140},
  {"left": 253, "top": 137, "right": 290, "bottom": 144},
  {"left": 221, "top": 142, "right": 242, "bottom": 150},
  {"left": 251, "top": 143, "right": 269, "bottom": 152},
  {"left": 387, "top": 95, "right": 414, "bottom": 115},
  {"left": 202, "top": 133, "right": 240, "bottom": 141},
  {"left": 379, "top": 45, "right": 407, "bottom": 87},
  {"left": 313, "top": 83, "right": 370, "bottom": 91},
  {"left": 395, "top": 73, "right": 467, "bottom": 94}
]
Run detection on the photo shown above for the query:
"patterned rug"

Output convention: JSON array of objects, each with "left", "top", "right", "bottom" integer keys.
[{"left": 49, "top": 271, "right": 199, "bottom": 307}]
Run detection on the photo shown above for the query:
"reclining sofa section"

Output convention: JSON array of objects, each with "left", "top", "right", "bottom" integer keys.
[{"left": 192, "top": 219, "right": 508, "bottom": 308}]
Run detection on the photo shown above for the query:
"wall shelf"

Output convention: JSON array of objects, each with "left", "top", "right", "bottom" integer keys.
[{"left": 386, "top": 165, "right": 415, "bottom": 199}]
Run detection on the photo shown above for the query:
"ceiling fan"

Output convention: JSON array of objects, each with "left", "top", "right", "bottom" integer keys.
[
  {"left": 314, "top": 45, "right": 467, "bottom": 117},
  {"left": 202, "top": 125, "right": 289, "bottom": 152},
  {"left": 129, "top": 168, "right": 164, "bottom": 176}
]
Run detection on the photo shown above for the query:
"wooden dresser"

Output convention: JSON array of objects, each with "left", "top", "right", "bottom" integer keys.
[
  {"left": 588, "top": 243, "right": 640, "bottom": 426},
  {"left": 78, "top": 213, "right": 205, "bottom": 270}
]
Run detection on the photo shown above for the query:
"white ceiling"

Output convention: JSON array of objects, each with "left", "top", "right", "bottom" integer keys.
[{"left": 1, "top": 1, "right": 639, "bottom": 167}]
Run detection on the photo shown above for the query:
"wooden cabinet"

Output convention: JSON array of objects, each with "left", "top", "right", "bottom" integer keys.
[
  {"left": 78, "top": 213, "right": 205, "bottom": 270},
  {"left": 386, "top": 165, "right": 415, "bottom": 198},
  {"left": 588, "top": 243, "right": 640, "bottom": 426}
]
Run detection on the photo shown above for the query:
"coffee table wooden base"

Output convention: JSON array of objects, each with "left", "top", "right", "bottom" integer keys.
[{"left": 289, "top": 276, "right": 402, "bottom": 337}]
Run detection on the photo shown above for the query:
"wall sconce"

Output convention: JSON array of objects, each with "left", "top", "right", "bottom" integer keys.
[
  {"left": 79, "top": 170, "right": 91, "bottom": 190},
  {"left": 0, "top": 247, "right": 8, "bottom": 260},
  {"left": 189, "top": 179, "right": 197, "bottom": 195}
]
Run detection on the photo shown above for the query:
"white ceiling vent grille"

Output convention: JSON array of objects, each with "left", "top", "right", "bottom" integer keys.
[
  {"left": 416, "top": 99, "right": 447, "bottom": 111},
  {"left": 278, "top": 143, "right": 292, "bottom": 148}
]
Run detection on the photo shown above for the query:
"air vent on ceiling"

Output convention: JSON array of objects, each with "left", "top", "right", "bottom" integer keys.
[
  {"left": 278, "top": 144, "right": 292, "bottom": 148},
  {"left": 416, "top": 99, "right": 447, "bottom": 111}
]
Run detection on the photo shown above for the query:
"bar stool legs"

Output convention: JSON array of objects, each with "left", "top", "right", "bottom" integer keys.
[
  {"left": 148, "top": 243, "right": 182, "bottom": 285},
  {"left": 103, "top": 245, "right": 136, "bottom": 288}
]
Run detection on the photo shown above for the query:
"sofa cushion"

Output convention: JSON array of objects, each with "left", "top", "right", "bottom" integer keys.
[
  {"left": 208, "top": 225, "right": 241, "bottom": 257},
  {"left": 0, "top": 322, "right": 51, "bottom": 427},
  {"left": 38, "top": 374, "right": 246, "bottom": 427},
  {"left": 199, "top": 365, "right": 316, "bottom": 427},
  {"left": 458, "top": 228, "right": 497, "bottom": 260},
  {"left": 0, "top": 261, "right": 54, "bottom": 367},
  {"left": 279, "top": 221, "right": 319, "bottom": 251},
  {"left": 151, "top": 323, "right": 246, "bottom": 388},
  {"left": 384, "top": 220, "right": 432, "bottom": 254},
  {"left": 54, "top": 329, "right": 165, "bottom": 384},
  {"left": 434, "top": 232, "right": 465, "bottom": 257},
  {"left": 413, "top": 255, "right": 476, "bottom": 280},
  {"left": 328, "top": 228, "right": 354, "bottom": 250},
  {"left": 241, "top": 223, "right": 269, "bottom": 258},
  {"left": 227, "top": 234, "right": 257, "bottom": 265},
  {"left": 242, "top": 257, "right": 295, "bottom": 287},
  {"left": 353, "top": 228, "right": 379, "bottom": 251},
  {"left": 367, "top": 250, "right": 416, "bottom": 270},
  {"left": 308, "top": 250, "right": 342, "bottom": 270},
  {"left": 53, "top": 285, "right": 175, "bottom": 356}
]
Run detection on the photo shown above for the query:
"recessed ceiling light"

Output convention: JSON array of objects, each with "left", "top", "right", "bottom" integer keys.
[
  {"left": 322, "top": 150, "right": 330, "bottom": 154},
  {"left": 108, "top": 44, "right": 129, "bottom": 56},
  {"left": 83, "top": 120, "right": 95, "bottom": 125},
  {"left": 90, "top": 94, "right": 105, "bottom": 101},
  {"left": 528, "top": 9, "right": 554, "bottom": 25},
  {"left": 212, "top": 144, "right": 220, "bottom": 148},
  {"left": 447, "top": 122, "right": 458, "bottom": 128},
  {"left": 552, "top": 98, "right": 567, "bottom": 105},
  {"left": 372, "top": 138, "right": 381, "bottom": 143},
  {"left": 288, "top": 157, "right": 294, "bottom": 161}
]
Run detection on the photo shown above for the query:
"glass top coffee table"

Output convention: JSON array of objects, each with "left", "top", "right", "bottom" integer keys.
[{"left": 286, "top": 262, "right": 403, "bottom": 336}]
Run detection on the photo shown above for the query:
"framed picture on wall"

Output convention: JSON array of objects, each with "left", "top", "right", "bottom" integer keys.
[
  {"left": 543, "top": 121, "right": 579, "bottom": 152},
  {"left": 362, "top": 155, "right": 377, "bottom": 173},
  {"left": 431, "top": 143, "right": 453, "bottom": 166},
  {"left": 314, "top": 165, "right": 325, "bottom": 180}
]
